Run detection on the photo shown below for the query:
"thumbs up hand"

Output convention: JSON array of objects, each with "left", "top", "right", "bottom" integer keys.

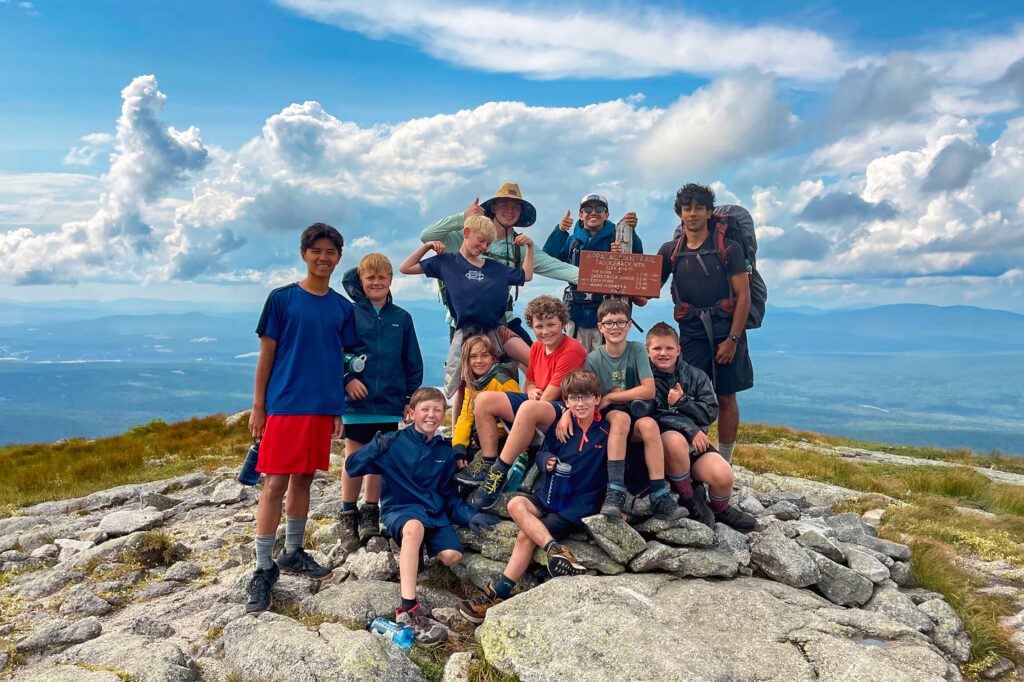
[
  {"left": 668, "top": 382, "right": 684, "bottom": 405},
  {"left": 465, "top": 197, "right": 485, "bottom": 219},
  {"left": 559, "top": 210, "right": 573, "bottom": 232}
]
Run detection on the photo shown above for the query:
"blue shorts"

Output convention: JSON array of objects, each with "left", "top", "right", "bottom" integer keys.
[
  {"left": 503, "top": 394, "right": 565, "bottom": 429},
  {"left": 386, "top": 517, "right": 463, "bottom": 557},
  {"left": 514, "top": 494, "right": 580, "bottom": 540}
]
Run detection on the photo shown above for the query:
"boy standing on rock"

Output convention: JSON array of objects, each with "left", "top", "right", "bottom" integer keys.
[
  {"left": 345, "top": 387, "right": 497, "bottom": 644},
  {"left": 458, "top": 369, "right": 606, "bottom": 624},
  {"left": 246, "top": 223, "right": 357, "bottom": 615},
  {"left": 337, "top": 253, "right": 424, "bottom": 551}
]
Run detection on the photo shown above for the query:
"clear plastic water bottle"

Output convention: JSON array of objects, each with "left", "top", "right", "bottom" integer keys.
[
  {"left": 503, "top": 453, "right": 529, "bottom": 493},
  {"left": 545, "top": 461, "right": 572, "bottom": 512},
  {"left": 367, "top": 616, "right": 415, "bottom": 651},
  {"left": 238, "top": 440, "right": 261, "bottom": 486}
]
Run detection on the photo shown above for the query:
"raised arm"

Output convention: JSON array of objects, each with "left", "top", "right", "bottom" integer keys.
[
  {"left": 399, "top": 241, "right": 444, "bottom": 276},
  {"left": 514, "top": 234, "right": 535, "bottom": 282}
]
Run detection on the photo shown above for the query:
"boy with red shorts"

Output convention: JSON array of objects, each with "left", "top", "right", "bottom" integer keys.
[{"left": 246, "top": 222, "right": 357, "bottom": 615}]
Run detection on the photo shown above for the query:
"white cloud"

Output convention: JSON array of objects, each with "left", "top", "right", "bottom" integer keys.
[
  {"left": 922, "top": 25, "right": 1024, "bottom": 83},
  {"left": 63, "top": 132, "right": 114, "bottom": 167},
  {"left": 351, "top": 235, "right": 379, "bottom": 248},
  {"left": 276, "top": 0, "right": 849, "bottom": 81}
]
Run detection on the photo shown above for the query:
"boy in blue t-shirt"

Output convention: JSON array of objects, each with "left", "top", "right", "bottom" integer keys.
[
  {"left": 399, "top": 214, "right": 533, "bottom": 398},
  {"left": 458, "top": 369, "right": 606, "bottom": 624},
  {"left": 246, "top": 222, "right": 357, "bottom": 616}
]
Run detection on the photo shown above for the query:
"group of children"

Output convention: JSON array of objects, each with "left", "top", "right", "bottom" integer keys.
[{"left": 245, "top": 189, "right": 756, "bottom": 645}]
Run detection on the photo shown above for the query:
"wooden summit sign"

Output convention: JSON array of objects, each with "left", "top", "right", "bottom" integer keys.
[{"left": 577, "top": 251, "right": 663, "bottom": 299}]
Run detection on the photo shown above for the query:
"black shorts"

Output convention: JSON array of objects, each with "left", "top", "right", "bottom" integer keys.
[
  {"left": 600, "top": 405, "right": 638, "bottom": 440},
  {"left": 344, "top": 421, "right": 400, "bottom": 445},
  {"left": 515, "top": 494, "right": 580, "bottom": 540},
  {"left": 680, "top": 332, "right": 753, "bottom": 395}
]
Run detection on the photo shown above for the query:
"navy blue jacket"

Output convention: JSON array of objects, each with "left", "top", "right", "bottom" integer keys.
[
  {"left": 345, "top": 427, "right": 475, "bottom": 530},
  {"left": 543, "top": 220, "right": 644, "bottom": 328},
  {"left": 341, "top": 268, "right": 423, "bottom": 416},
  {"left": 535, "top": 412, "right": 610, "bottom": 525}
]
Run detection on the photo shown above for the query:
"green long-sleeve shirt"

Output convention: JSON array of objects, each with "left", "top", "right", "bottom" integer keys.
[{"left": 419, "top": 212, "right": 579, "bottom": 327}]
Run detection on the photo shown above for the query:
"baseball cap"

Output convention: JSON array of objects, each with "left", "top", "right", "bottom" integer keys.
[{"left": 579, "top": 193, "right": 609, "bottom": 210}]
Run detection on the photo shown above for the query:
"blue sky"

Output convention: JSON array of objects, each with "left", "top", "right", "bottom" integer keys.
[{"left": 2, "top": 0, "right": 1023, "bottom": 311}]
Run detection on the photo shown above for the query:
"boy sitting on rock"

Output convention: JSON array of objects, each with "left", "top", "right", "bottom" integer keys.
[
  {"left": 645, "top": 322, "right": 755, "bottom": 531},
  {"left": 458, "top": 369, "right": 607, "bottom": 624},
  {"left": 344, "top": 387, "right": 496, "bottom": 644}
]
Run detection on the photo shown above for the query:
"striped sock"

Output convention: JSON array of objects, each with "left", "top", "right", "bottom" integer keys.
[
  {"left": 667, "top": 471, "right": 693, "bottom": 500},
  {"left": 649, "top": 479, "right": 670, "bottom": 498},
  {"left": 284, "top": 516, "right": 306, "bottom": 553},
  {"left": 708, "top": 492, "right": 731, "bottom": 514}
]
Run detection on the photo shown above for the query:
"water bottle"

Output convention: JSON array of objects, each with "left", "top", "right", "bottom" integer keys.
[
  {"left": 503, "top": 453, "right": 528, "bottom": 493},
  {"left": 238, "top": 440, "right": 261, "bottom": 486},
  {"left": 544, "top": 461, "right": 572, "bottom": 512},
  {"left": 344, "top": 353, "right": 367, "bottom": 373},
  {"left": 367, "top": 616, "right": 414, "bottom": 652}
]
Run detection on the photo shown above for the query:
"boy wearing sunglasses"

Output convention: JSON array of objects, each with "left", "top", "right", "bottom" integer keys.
[{"left": 542, "top": 193, "right": 643, "bottom": 352}]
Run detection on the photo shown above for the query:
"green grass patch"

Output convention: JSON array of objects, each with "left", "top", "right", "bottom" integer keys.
[{"left": 0, "top": 415, "right": 251, "bottom": 510}]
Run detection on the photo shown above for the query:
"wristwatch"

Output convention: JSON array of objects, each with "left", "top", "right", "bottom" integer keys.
[{"left": 729, "top": 334, "right": 741, "bottom": 343}]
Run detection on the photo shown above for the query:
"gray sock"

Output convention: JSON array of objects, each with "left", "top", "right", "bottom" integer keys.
[
  {"left": 718, "top": 442, "right": 735, "bottom": 464},
  {"left": 284, "top": 516, "right": 307, "bottom": 553},
  {"left": 255, "top": 534, "right": 275, "bottom": 570}
]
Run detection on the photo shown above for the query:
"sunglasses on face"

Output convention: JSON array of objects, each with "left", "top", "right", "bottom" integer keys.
[{"left": 580, "top": 206, "right": 607, "bottom": 215}]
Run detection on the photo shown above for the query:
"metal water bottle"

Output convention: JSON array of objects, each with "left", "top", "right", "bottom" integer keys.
[
  {"left": 545, "top": 461, "right": 572, "bottom": 512},
  {"left": 238, "top": 440, "right": 261, "bottom": 486},
  {"left": 367, "top": 616, "right": 415, "bottom": 651}
]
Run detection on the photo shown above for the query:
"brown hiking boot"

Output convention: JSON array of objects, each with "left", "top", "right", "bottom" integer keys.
[
  {"left": 545, "top": 542, "right": 587, "bottom": 578},
  {"left": 395, "top": 604, "right": 447, "bottom": 644},
  {"left": 337, "top": 508, "right": 361, "bottom": 552},
  {"left": 458, "top": 583, "right": 503, "bottom": 624}
]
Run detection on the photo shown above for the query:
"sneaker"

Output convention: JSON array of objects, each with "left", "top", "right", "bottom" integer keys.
[
  {"left": 358, "top": 504, "right": 381, "bottom": 543},
  {"left": 455, "top": 457, "right": 494, "bottom": 487},
  {"left": 275, "top": 548, "right": 333, "bottom": 579},
  {"left": 682, "top": 482, "right": 715, "bottom": 528},
  {"left": 715, "top": 505, "right": 756, "bottom": 532},
  {"left": 458, "top": 584, "right": 503, "bottom": 624},
  {"left": 245, "top": 562, "right": 279, "bottom": 615},
  {"left": 337, "top": 509, "right": 361, "bottom": 552},
  {"left": 545, "top": 542, "right": 587, "bottom": 577},
  {"left": 468, "top": 466, "right": 507, "bottom": 511},
  {"left": 650, "top": 490, "right": 688, "bottom": 522},
  {"left": 599, "top": 486, "right": 627, "bottom": 519},
  {"left": 396, "top": 604, "right": 447, "bottom": 644}
]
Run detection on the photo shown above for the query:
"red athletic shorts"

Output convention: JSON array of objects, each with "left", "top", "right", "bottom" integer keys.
[{"left": 257, "top": 414, "right": 333, "bottom": 474}]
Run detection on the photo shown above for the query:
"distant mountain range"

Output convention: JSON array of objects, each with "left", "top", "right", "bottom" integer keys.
[{"left": 1, "top": 300, "right": 1022, "bottom": 363}]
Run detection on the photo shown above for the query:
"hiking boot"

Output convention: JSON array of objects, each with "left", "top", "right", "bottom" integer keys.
[
  {"left": 337, "top": 508, "right": 361, "bottom": 552},
  {"left": 458, "top": 584, "right": 503, "bottom": 624},
  {"left": 245, "top": 562, "right": 279, "bottom": 615},
  {"left": 358, "top": 504, "right": 381, "bottom": 543},
  {"left": 275, "top": 548, "right": 332, "bottom": 579},
  {"left": 650, "top": 491, "right": 688, "bottom": 522},
  {"left": 682, "top": 482, "right": 715, "bottom": 528},
  {"left": 396, "top": 604, "right": 447, "bottom": 644},
  {"left": 599, "top": 486, "right": 627, "bottom": 519},
  {"left": 545, "top": 542, "right": 587, "bottom": 577},
  {"left": 468, "top": 466, "right": 507, "bottom": 511},
  {"left": 455, "top": 457, "right": 494, "bottom": 487},
  {"left": 715, "top": 505, "right": 756, "bottom": 532}
]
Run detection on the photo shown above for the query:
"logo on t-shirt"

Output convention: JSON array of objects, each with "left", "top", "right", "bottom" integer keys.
[{"left": 465, "top": 270, "right": 485, "bottom": 282}]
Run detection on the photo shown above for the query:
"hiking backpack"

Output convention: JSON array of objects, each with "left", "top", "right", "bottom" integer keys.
[{"left": 669, "top": 204, "right": 768, "bottom": 330}]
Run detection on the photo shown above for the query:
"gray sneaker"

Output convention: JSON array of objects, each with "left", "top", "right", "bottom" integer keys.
[
  {"left": 275, "top": 548, "right": 332, "bottom": 579},
  {"left": 600, "top": 486, "right": 627, "bottom": 519},
  {"left": 650, "top": 490, "right": 688, "bottom": 521},
  {"left": 396, "top": 604, "right": 447, "bottom": 644}
]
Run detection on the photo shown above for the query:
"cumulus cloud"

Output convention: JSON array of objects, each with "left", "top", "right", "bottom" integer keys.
[
  {"left": 634, "top": 72, "right": 794, "bottom": 179},
  {"left": 275, "top": 0, "right": 848, "bottom": 81},
  {"left": 798, "top": 193, "right": 897, "bottom": 223},
  {"left": 827, "top": 53, "right": 934, "bottom": 131},
  {"left": 922, "top": 138, "right": 992, "bottom": 193},
  {"left": 0, "top": 75, "right": 208, "bottom": 284},
  {"left": 63, "top": 133, "right": 114, "bottom": 167},
  {"left": 760, "top": 226, "right": 831, "bottom": 261}
]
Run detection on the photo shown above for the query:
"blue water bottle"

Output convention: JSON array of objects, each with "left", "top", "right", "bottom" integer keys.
[
  {"left": 503, "top": 453, "right": 528, "bottom": 493},
  {"left": 367, "top": 616, "right": 415, "bottom": 651},
  {"left": 238, "top": 440, "right": 261, "bottom": 486},
  {"left": 545, "top": 461, "right": 572, "bottom": 512}
]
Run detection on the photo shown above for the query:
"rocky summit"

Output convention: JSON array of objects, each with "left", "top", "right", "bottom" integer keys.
[{"left": 0, "top": 439, "right": 1018, "bottom": 681}]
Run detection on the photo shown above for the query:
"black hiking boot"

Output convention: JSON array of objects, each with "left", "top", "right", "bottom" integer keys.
[
  {"left": 455, "top": 456, "right": 494, "bottom": 487},
  {"left": 715, "top": 505, "right": 756, "bottom": 532},
  {"left": 275, "top": 548, "right": 332, "bottom": 579},
  {"left": 650, "top": 490, "right": 689, "bottom": 521},
  {"left": 682, "top": 482, "right": 715, "bottom": 528},
  {"left": 599, "top": 485, "right": 627, "bottom": 519},
  {"left": 245, "top": 562, "right": 279, "bottom": 615},
  {"left": 468, "top": 466, "right": 507, "bottom": 511}
]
